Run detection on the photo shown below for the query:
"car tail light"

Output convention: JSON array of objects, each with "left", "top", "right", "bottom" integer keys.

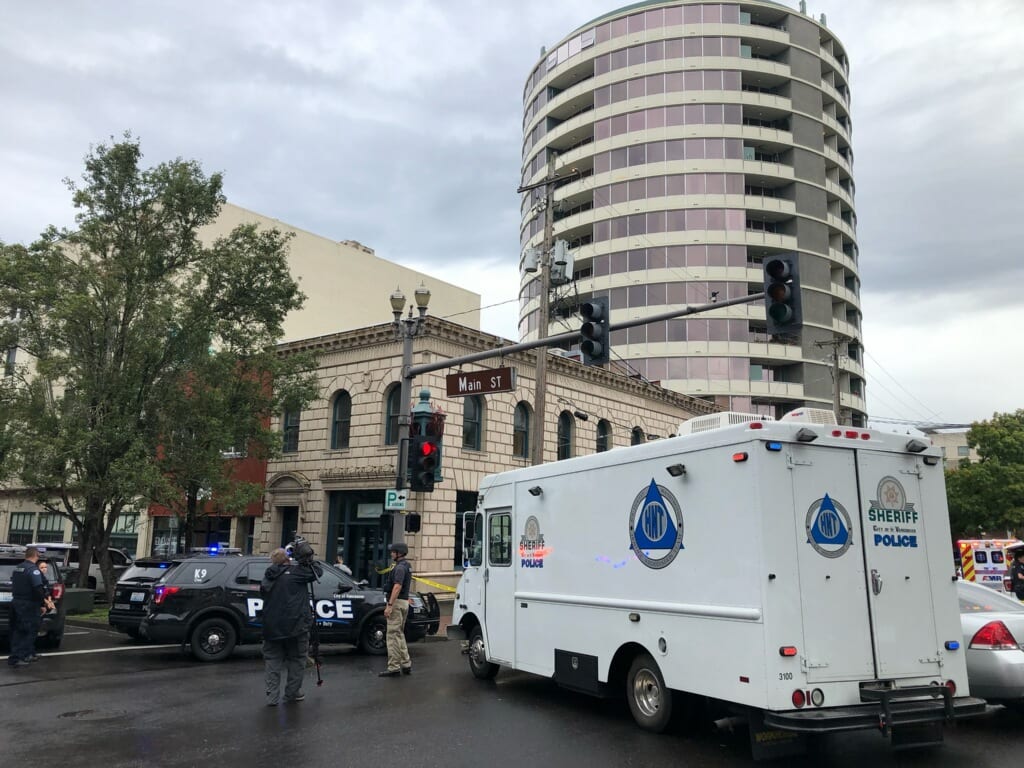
[
  {"left": 969, "top": 620, "right": 1019, "bottom": 650},
  {"left": 791, "top": 689, "right": 806, "bottom": 708},
  {"left": 153, "top": 585, "right": 181, "bottom": 606},
  {"left": 50, "top": 583, "right": 64, "bottom": 600}
]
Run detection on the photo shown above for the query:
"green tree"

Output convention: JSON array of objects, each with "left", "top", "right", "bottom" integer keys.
[
  {"left": 0, "top": 136, "right": 317, "bottom": 598},
  {"left": 946, "top": 410, "right": 1024, "bottom": 539}
]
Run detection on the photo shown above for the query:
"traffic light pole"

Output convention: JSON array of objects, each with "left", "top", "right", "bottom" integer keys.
[{"left": 406, "top": 291, "right": 765, "bottom": 380}]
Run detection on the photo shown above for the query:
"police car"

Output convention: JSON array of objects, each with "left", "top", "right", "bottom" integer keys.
[
  {"left": 108, "top": 556, "right": 184, "bottom": 639},
  {"left": 138, "top": 554, "right": 440, "bottom": 661}
]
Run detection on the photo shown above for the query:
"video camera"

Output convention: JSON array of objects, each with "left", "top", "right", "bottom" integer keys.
[{"left": 286, "top": 535, "right": 316, "bottom": 566}]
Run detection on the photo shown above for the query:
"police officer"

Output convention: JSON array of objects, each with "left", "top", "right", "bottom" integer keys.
[
  {"left": 1010, "top": 548, "right": 1024, "bottom": 601},
  {"left": 8, "top": 546, "right": 47, "bottom": 668},
  {"left": 378, "top": 542, "right": 412, "bottom": 677}
]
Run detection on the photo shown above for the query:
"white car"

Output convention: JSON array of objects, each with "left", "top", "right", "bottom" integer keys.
[
  {"left": 30, "top": 542, "right": 134, "bottom": 595},
  {"left": 958, "top": 579, "right": 1024, "bottom": 709}
]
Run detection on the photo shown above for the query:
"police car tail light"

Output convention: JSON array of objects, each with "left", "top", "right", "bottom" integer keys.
[
  {"left": 791, "top": 689, "right": 806, "bottom": 708},
  {"left": 153, "top": 585, "right": 181, "bottom": 605},
  {"left": 969, "top": 620, "right": 1018, "bottom": 650},
  {"left": 50, "top": 583, "right": 64, "bottom": 600}
]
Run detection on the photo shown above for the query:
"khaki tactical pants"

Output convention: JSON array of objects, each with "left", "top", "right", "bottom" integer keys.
[{"left": 385, "top": 598, "right": 410, "bottom": 672}]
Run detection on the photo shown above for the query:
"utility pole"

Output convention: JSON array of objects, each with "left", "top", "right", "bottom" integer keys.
[
  {"left": 815, "top": 337, "right": 845, "bottom": 425},
  {"left": 532, "top": 153, "right": 556, "bottom": 466}
]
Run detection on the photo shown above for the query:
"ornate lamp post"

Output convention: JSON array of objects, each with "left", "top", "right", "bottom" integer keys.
[{"left": 389, "top": 284, "right": 430, "bottom": 544}]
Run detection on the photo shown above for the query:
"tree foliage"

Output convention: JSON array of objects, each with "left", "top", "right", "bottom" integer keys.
[
  {"left": 946, "top": 410, "right": 1024, "bottom": 539},
  {"left": 0, "top": 136, "right": 318, "bottom": 596}
]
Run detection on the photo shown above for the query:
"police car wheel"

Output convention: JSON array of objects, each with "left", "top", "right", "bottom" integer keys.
[
  {"left": 468, "top": 625, "right": 499, "bottom": 680},
  {"left": 359, "top": 614, "right": 388, "bottom": 655},
  {"left": 190, "top": 617, "right": 237, "bottom": 662},
  {"left": 627, "top": 652, "right": 673, "bottom": 733}
]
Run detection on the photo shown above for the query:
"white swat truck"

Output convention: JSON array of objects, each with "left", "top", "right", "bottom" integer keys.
[{"left": 447, "top": 410, "right": 984, "bottom": 758}]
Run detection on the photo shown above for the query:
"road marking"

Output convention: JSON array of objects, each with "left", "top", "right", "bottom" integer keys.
[
  {"left": 64, "top": 631, "right": 91, "bottom": 636},
  {"left": 2, "top": 644, "right": 178, "bottom": 660}
]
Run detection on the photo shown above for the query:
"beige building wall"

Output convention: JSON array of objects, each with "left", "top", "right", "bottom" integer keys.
[
  {"left": 926, "top": 430, "right": 979, "bottom": 470},
  {"left": 204, "top": 204, "right": 481, "bottom": 342},
  {"left": 258, "top": 317, "right": 717, "bottom": 593}
]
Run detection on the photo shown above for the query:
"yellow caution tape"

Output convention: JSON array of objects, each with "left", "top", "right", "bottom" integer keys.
[
  {"left": 372, "top": 564, "right": 456, "bottom": 592},
  {"left": 413, "top": 576, "right": 457, "bottom": 593}
]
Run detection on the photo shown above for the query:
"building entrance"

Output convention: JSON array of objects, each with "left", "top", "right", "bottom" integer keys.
[{"left": 327, "top": 490, "right": 390, "bottom": 587}]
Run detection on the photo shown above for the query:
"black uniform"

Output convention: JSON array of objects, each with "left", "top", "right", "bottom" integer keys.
[
  {"left": 9, "top": 559, "right": 45, "bottom": 666},
  {"left": 260, "top": 560, "right": 321, "bottom": 704},
  {"left": 1010, "top": 558, "right": 1024, "bottom": 600}
]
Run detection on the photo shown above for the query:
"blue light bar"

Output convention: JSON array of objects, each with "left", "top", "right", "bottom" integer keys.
[
  {"left": 944, "top": 640, "right": 960, "bottom": 651},
  {"left": 766, "top": 442, "right": 783, "bottom": 451}
]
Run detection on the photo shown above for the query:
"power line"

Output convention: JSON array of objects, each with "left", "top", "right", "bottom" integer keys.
[{"left": 863, "top": 348, "right": 942, "bottom": 421}]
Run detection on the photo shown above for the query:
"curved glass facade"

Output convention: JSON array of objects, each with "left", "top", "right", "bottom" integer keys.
[{"left": 520, "top": 0, "right": 865, "bottom": 424}]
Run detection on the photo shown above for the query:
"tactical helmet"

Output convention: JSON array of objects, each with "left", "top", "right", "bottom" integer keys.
[{"left": 388, "top": 542, "right": 409, "bottom": 556}]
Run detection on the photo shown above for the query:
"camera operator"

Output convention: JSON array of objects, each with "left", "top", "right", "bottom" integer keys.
[{"left": 260, "top": 545, "right": 321, "bottom": 705}]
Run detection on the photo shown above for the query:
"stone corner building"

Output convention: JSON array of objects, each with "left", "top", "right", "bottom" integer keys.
[{"left": 258, "top": 317, "right": 715, "bottom": 590}]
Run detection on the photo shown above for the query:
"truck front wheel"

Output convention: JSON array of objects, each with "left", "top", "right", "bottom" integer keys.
[
  {"left": 627, "top": 652, "right": 673, "bottom": 732},
  {"left": 468, "top": 625, "right": 499, "bottom": 680}
]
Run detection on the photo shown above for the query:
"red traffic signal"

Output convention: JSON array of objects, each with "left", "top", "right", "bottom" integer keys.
[{"left": 408, "top": 435, "right": 438, "bottom": 492}]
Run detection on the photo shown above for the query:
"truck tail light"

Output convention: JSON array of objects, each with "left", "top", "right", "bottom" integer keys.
[
  {"left": 969, "top": 621, "right": 1018, "bottom": 650},
  {"left": 945, "top": 679, "right": 957, "bottom": 696},
  {"left": 153, "top": 585, "right": 181, "bottom": 606},
  {"left": 50, "top": 583, "right": 65, "bottom": 600},
  {"left": 791, "top": 689, "right": 806, "bottom": 708}
]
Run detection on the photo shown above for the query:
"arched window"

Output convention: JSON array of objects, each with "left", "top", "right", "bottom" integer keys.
[
  {"left": 384, "top": 385, "right": 402, "bottom": 445},
  {"left": 463, "top": 395, "right": 484, "bottom": 450},
  {"left": 513, "top": 402, "right": 532, "bottom": 459},
  {"left": 282, "top": 409, "right": 301, "bottom": 453},
  {"left": 330, "top": 391, "right": 352, "bottom": 449},
  {"left": 596, "top": 419, "right": 612, "bottom": 452},
  {"left": 631, "top": 426, "right": 645, "bottom": 446},
  {"left": 557, "top": 411, "right": 574, "bottom": 460}
]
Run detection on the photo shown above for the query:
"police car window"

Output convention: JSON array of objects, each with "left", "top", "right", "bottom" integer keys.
[
  {"left": 489, "top": 512, "right": 512, "bottom": 567},
  {"left": 319, "top": 562, "right": 357, "bottom": 587},
  {"left": 0, "top": 564, "right": 18, "bottom": 583},
  {"left": 111, "top": 550, "right": 129, "bottom": 566},
  {"left": 235, "top": 562, "right": 267, "bottom": 586},
  {"left": 974, "top": 552, "right": 988, "bottom": 564},
  {"left": 171, "top": 562, "right": 226, "bottom": 585}
]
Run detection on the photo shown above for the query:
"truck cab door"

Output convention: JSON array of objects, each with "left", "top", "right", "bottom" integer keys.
[{"left": 482, "top": 508, "right": 515, "bottom": 666}]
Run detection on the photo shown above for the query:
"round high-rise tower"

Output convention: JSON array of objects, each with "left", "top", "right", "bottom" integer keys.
[{"left": 519, "top": 0, "right": 865, "bottom": 424}]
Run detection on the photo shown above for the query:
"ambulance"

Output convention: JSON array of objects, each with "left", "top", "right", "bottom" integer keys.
[
  {"left": 956, "top": 538, "right": 1022, "bottom": 592},
  {"left": 448, "top": 409, "right": 984, "bottom": 757}
]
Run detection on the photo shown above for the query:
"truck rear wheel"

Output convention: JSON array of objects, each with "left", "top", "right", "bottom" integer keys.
[
  {"left": 468, "top": 625, "right": 499, "bottom": 680},
  {"left": 627, "top": 652, "right": 672, "bottom": 732}
]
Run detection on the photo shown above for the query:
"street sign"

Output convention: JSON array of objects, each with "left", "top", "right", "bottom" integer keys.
[
  {"left": 385, "top": 489, "right": 408, "bottom": 511},
  {"left": 446, "top": 367, "right": 516, "bottom": 397}
]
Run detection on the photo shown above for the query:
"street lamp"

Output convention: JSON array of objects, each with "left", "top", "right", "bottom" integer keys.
[{"left": 390, "top": 284, "right": 431, "bottom": 545}]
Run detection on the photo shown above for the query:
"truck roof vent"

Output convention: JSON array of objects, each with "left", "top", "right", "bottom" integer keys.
[
  {"left": 779, "top": 408, "right": 837, "bottom": 426},
  {"left": 677, "top": 412, "right": 773, "bottom": 436}
]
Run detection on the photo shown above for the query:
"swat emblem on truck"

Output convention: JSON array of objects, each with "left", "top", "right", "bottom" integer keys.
[
  {"left": 805, "top": 493, "right": 853, "bottom": 558},
  {"left": 868, "top": 477, "right": 919, "bottom": 550},
  {"left": 629, "top": 479, "right": 684, "bottom": 569}
]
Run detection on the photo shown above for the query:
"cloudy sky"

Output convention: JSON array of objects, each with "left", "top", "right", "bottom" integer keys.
[{"left": 1, "top": 0, "right": 1020, "bottom": 426}]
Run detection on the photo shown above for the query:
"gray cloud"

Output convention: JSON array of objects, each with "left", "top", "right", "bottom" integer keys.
[{"left": 1, "top": 0, "right": 1021, "bottom": 423}]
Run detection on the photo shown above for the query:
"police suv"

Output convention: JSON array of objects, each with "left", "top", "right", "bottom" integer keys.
[{"left": 139, "top": 554, "right": 439, "bottom": 661}]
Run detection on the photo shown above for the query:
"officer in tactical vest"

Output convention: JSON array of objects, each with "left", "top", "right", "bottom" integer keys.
[{"left": 8, "top": 546, "right": 47, "bottom": 667}]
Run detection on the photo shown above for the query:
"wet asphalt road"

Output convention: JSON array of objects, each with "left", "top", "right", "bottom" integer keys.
[{"left": 2, "top": 623, "right": 1022, "bottom": 768}]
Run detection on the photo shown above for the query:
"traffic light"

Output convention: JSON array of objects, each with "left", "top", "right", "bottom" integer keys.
[
  {"left": 404, "top": 513, "right": 422, "bottom": 533},
  {"left": 579, "top": 297, "right": 610, "bottom": 366},
  {"left": 763, "top": 256, "right": 802, "bottom": 336},
  {"left": 407, "top": 435, "right": 438, "bottom": 492}
]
